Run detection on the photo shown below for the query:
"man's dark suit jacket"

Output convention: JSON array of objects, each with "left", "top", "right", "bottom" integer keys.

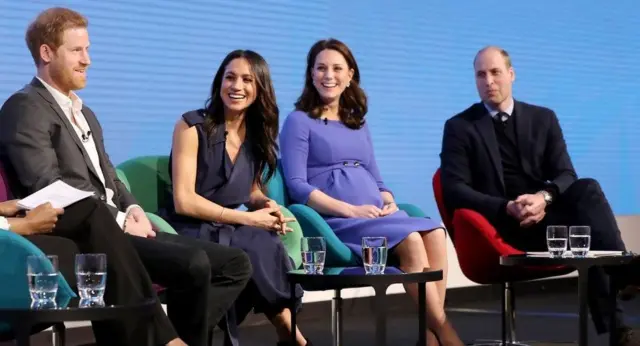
[
  {"left": 0, "top": 78, "right": 137, "bottom": 217},
  {"left": 440, "top": 100, "right": 577, "bottom": 224}
]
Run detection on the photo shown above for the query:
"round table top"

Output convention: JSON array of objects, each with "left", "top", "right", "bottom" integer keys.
[
  {"left": 501, "top": 250, "right": 634, "bottom": 268},
  {"left": 287, "top": 266, "right": 443, "bottom": 290},
  {"left": 0, "top": 298, "right": 156, "bottom": 324}
]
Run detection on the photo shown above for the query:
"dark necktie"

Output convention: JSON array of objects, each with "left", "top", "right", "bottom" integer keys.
[{"left": 497, "top": 111, "right": 510, "bottom": 123}]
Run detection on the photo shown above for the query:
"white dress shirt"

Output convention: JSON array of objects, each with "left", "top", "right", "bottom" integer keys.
[
  {"left": 37, "top": 77, "right": 138, "bottom": 229},
  {"left": 484, "top": 97, "right": 515, "bottom": 120}
]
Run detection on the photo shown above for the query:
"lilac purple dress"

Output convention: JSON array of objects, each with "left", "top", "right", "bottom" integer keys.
[{"left": 280, "top": 110, "right": 441, "bottom": 259}]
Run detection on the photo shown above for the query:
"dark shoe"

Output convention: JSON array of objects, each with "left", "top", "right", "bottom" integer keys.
[
  {"left": 616, "top": 327, "right": 640, "bottom": 346},
  {"left": 619, "top": 285, "right": 640, "bottom": 301}
]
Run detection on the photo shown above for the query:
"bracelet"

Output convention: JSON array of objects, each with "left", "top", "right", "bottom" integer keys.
[{"left": 218, "top": 207, "right": 226, "bottom": 220}]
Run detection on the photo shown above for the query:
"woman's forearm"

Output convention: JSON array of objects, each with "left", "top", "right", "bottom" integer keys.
[{"left": 306, "top": 190, "right": 354, "bottom": 218}]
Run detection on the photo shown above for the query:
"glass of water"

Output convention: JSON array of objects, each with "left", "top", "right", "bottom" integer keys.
[
  {"left": 546, "top": 226, "right": 568, "bottom": 258},
  {"left": 569, "top": 226, "right": 591, "bottom": 257},
  {"left": 27, "top": 255, "right": 59, "bottom": 304},
  {"left": 301, "top": 237, "right": 326, "bottom": 274},
  {"left": 75, "top": 253, "right": 107, "bottom": 302},
  {"left": 362, "top": 237, "right": 388, "bottom": 274}
]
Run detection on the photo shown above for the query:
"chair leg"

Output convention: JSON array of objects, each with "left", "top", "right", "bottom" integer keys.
[
  {"left": 503, "top": 282, "right": 516, "bottom": 344},
  {"left": 52, "top": 323, "right": 65, "bottom": 346},
  {"left": 331, "top": 289, "right": 343, "bottom": 346}
]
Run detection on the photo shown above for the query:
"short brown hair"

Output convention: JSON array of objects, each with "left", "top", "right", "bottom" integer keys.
[
  {"left": 294, "top": 38, "right": 368, "bottom": 130},
  {"left": 25, "top": 7, "right": 88, "bottom": 66},
  {"left": 474, "top": 46, "right": 512, "bottom": 69}
]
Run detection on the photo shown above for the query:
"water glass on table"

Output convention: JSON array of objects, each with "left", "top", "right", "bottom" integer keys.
[
  {"left": 27, "top": 255, "right": 59, "bottom": 306},
  {"left": 301, "top": 237, "right": 326, "bottom": 274},
  {"left": 75, "top": 253, "right": 107, "bottom": 303},
  {"left": 546, "top": 226, "right": 568, "bottom": 258},
  {"left": 362, "top": 237, "right": 388, "bottom": 274},
  {"left": 569, "top": 226, "right": 591, "bottom": 257}
]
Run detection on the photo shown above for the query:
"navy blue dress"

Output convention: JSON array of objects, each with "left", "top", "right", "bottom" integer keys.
[{"left": 160, "top": 110, "right": 303, "bottom": 344}]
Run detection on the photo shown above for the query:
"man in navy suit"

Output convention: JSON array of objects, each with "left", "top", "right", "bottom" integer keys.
[{"left": 440, "top": 46, "right": 637, "bottom": 344}]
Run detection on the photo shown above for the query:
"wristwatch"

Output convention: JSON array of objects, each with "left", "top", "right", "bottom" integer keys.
[{"left": 539, "top": 190, "right": 553, "bottom": 206}]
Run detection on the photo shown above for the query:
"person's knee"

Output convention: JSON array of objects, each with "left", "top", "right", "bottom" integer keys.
[
  {"left": 398, "top": 232, "right": 428, "bottom": 270},
  {"left": 571, "top": 178, "right": 603, "bottom": 195},
  {"left": 186, "top": 249, "right": 212, "bottom": 287},
  {"left": 225, "top": 249, "right": 252, "bottom": 284}
]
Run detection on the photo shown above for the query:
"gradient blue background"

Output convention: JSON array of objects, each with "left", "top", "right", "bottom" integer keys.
[{"left": 1, "top": 1, "right": 639, "bottom": 218}]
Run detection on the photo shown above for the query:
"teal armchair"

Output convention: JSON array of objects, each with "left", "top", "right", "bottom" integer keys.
[
  {"left": 0, "top": 164, "right": 76, "bottom": 338},
  {"left": 264, "top": 160, "right": 428, "bottom": 267}
]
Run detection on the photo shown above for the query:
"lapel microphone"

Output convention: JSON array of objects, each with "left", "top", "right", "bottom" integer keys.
[
  {"left": 323, "top": 118, "right": 328, "bottom": 125},
  {"left": 81, "top": 131, "right": 92, "bottom": 143}
]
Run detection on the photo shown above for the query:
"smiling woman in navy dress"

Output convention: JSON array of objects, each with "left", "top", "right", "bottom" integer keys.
[{"left": 160, "top": 50, "right": 310, "bottom": 346}]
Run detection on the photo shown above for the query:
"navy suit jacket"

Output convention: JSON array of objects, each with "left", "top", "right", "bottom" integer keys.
[{"left": 439, "top": 100, "right": 577, "bottom": 224}]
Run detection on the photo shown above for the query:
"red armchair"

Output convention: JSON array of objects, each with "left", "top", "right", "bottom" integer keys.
[{"left": 432, "top": 169, "right": 573, "bottom": 345}]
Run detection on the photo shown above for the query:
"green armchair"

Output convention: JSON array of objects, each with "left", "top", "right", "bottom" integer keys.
[{"left": 116, "top": 156, "right": 177, "bottom": 235}]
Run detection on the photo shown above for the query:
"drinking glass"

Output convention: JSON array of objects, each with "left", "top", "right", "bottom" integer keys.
[
  {"left": 27, "top": 255, "right": 59, "bottom": 304},
  {"left": 569, "top": 226, "right": 591, "bottom": 257},
  {"left": 546, "top": 226, "right": 568, "bottom": 258},
  {"left": 301, "top": 237, "right": 326, "bottom": 274},
  {"left": 75, "top": 254, "right": 107, "bottom": 302},
  {"left": 362, "top": 237, "right": 388, "bottom": 274}
]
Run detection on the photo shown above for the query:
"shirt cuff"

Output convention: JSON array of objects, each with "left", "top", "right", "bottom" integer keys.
[
  {"left": 0, "top": 216, "right": 10, "bottom": 231},
  {"left": 116, "top": 211, "right": 127, "bottom": 229},
  {"left": 116, "top": 204, "right": 142, "bottom": 230}
]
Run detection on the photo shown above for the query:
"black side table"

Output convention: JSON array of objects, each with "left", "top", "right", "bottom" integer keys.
[
  {"left": 288, "top": 266, "right": 443, "bottom": 346},
  {"left": 501, "top": 252, "right": 633, "bottom": 346},
  {"left": 0, "top": 298, "right": 157, "bottom": 346}
]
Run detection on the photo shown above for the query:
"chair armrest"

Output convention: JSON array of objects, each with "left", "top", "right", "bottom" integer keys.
[
  {"left": 278, "top": 206, "right": 303, "bottom": 269},
  {"left": 397, "top": 203, "right": 426, "bottom": 218},
  {"left": 453, "top": 209, "right": 523, "bottom": 256},
  {"left": 146, "top": 212, "right": 178, "bottom": 235},
  {"left": 287, "top": 204, "right": 358, "bottom": 267},
  {"left": 115, "top": 168, "right": 131, "bottom": 191},
  {"left": 0, "top": 230, "right": 76, "bottom": 334}
]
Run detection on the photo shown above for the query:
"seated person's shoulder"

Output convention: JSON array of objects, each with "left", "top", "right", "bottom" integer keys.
[
  {"left": 282, "top": 109, "right": 312, "bottom": 129},
  {"left": 518, "top": 101, "right": 555, "bottom": 118},
  {"left": 1, "top": 89, "right": 39, "bottom": 113},
  {"left": 445, "top": 103, "right": 483, "bottom": 130},
  {"left": 285, "top": 109, "right": 310, "bottom": 122},
  {"left": 178, "top": 109, "right": 207, "bottom": 127}
]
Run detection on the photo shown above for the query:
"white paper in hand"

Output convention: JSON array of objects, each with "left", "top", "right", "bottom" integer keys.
[{"left": 17, "top": 180, "right": 94, "bottom": 210}]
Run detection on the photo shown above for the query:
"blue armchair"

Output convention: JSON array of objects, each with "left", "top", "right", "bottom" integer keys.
[
  {"left": 0, "top": 164, "right": 76, "bottom": 338},
  {"left": 264, "top": 160, "right": 428, "bottom": 267}
]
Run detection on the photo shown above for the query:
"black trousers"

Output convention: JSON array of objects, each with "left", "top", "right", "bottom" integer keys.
[
  {"left": 495, "top": 178, "right": 626, "bottom": 334},
  {"left": 27, "top": 198, "right": 252, "bottom": 346}
]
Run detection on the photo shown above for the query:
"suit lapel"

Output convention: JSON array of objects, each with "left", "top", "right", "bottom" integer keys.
[
  {"left": 31, "top": 78, "right": 102, "bottom": 181},
  {"left": 514, "top": 100, "right": 533, "bottom": 176},
  {"left": 472, "top": 104, "right": 505, "bottom": 192},
  {"left": 82, "top": 106, "right": 116, "bottom": 192}
]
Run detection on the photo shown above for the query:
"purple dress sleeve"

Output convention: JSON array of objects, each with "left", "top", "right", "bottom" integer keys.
[
  {"left": 280, "top": 111, "right": 318, "bottom": 204},
  {"left": 363, "top": 123, "right": 393, "bottom": 195}
]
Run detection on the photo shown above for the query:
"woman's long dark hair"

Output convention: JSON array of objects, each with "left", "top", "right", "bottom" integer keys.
[
  {"left": 294, "top": 38, "right": 368, "bottom": 129},
  {"left": 203, "top": 50, "right": 279, "bottom": 188}
]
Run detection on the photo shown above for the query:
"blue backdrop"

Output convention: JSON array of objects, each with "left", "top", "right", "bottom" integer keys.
[{"left": 1, "top": 1, "right": 639, "bottom": 218}]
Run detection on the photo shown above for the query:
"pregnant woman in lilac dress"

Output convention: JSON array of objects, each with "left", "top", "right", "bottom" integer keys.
[
  {"left": 161, "top": 50, "right": 310, "bottom": 346},
  {"left": 280, "top": 39, "right": 463, "bottom": 346}
]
